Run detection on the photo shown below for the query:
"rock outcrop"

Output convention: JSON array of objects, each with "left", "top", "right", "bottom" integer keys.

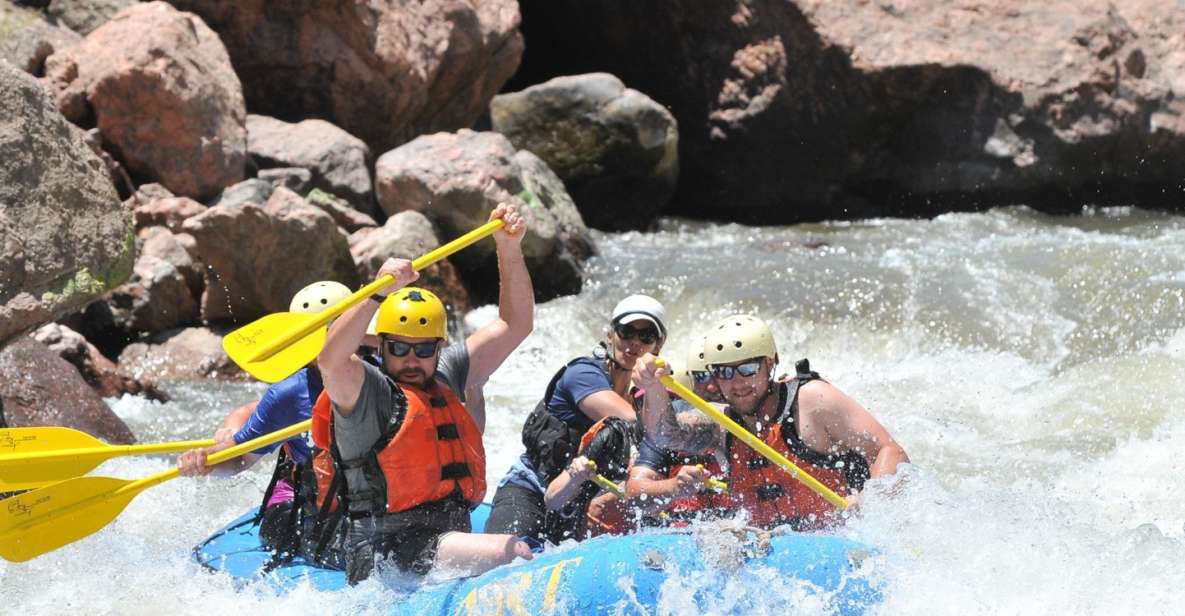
[
  {"left": 43, "top": 1, "right": 246, "bottom": 200},
  {"left": 492, "top": 73, "right": 678, "bottom": 231},
  {"left": 165, "top": 0, "right": 524, "bottom": 153},
  {"left": 0, "top": 61, "right": 132, "bottom": 347},
  {"left": 374, "top": 130, "right": 594, "bottom": 302},
  {"left": 349, "top": 210, "right": 471, "bottom": 313},
  {"left": 118, "top": 326, "right": 246, "bottom": 381},
  {"left": 0, "top": 0, "right": 79, "bottom": 75},
  {"left": 0, "top": 335, "right": 136, "bottom": 444},
  {"left": 181, "top": 187, "right": 360, "bottom": 323},
  {"left": 45, "top": 0, "right": 135, "bottom": 35},
  {"left": 33, "top": 323, "right": 166, "bottom": 400},
  {"left": 512, "top": 0, "right": 1185, "bottom": 221},
  {"left": 247, "top": 114, "right": 375, "bottom": 215}
]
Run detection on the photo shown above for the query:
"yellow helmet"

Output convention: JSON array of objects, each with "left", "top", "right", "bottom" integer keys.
[
  {"left": 289, "top": 280, "right": 352, "bottom": 315},
  {"left": 703, "top": 314, "right": 777, "bottom": 365},
  {"left": 375, "top": 287, "right": 447, "bottom": 339}
]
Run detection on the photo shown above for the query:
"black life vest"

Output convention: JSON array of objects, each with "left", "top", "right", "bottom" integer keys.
[
  {"left": 540, "top": 416, "right": 634, "bottom": 543},
  {"left": 520, "top": 357, "right": 605, "bottom": 486}
]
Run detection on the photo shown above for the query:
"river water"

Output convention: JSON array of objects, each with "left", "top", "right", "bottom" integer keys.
[{"left": 4, "top": 206, "right": 1185, "bottom": 614}]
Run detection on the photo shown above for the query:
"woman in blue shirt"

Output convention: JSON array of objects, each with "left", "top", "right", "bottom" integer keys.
[{"left": 485, "top": 294, "right": 668, "bottom": 544}]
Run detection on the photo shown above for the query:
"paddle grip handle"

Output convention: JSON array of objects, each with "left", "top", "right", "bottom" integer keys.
[{"left": 655, "top": 360, "right": 849, "bottom": 509}]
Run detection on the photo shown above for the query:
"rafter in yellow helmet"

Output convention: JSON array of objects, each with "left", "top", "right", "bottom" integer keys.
[{"left": 375, "top": 287, "right": 447, "bottom": 339}]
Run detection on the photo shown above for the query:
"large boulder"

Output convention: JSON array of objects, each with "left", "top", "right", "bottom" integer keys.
[
  {"left": 306, "top": 189, "right": 377, "bottom": 234},
  {"left": 32, "top": 323, "right": 166, "bottom": 400},
  {"left": 349, "top": 211, "right": 471, "bottom": 313},
  {"left": 0, "top": 61, "right": 133, "bottom": 347},
  {"left": 118, "top": 326, "right": 246, "bottom": 382},
  {"left": 0, "top": 0, "right": 79, "bottom": 75},
  {"left": 247, "top": 115, "right": 376, "bottom": 215},
  {"left": 165, "top": 0, "right": 524, "bottom": 153},
  {"left": 138, "top": 225, "right": 201, "bottom": 296},
  {"left": 492, "top": 73, "right": 678, "bottom": 231},
  {"left": 207, "top": 178, "right": 273, "bottom": 208},
  {"left": 181, "top": 187, "right": 360, "bottom": 323},
  {"left": 512, "top": 0, "right": 1185, "bottom": 221},
  {"left": 42, "top": 1, "right": 246, "bottom": 200},
  {"left": 104, "top": 252, "right": 199, "bottom": 333},
  {"left": 0, "top": 335, "right": 135, "bottom": 444},
  {"left": 374, "top": 130, "right": 594, "bottom": 302}
]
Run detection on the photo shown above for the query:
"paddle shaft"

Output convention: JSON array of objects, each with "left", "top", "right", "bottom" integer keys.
[
  {"left": 245, "top": 219, "right": 505, "bottom": 363},
  {"left": 112, "top": 420, "right": 313, "bottom": 499},
  {"left": 659, "top": 373, "right": 849, "bottom": 509},
  {"left": 591, "top": 474, "right": 625, "bottom": 498},
  {"left": 0, "top": 439, "right": 215, "bottom": 466}
]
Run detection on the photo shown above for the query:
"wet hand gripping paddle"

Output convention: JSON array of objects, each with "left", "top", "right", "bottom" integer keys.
[
  {"left": 0, "top": 427, "right": 214, "bottom": 491},
  {"left": 0, "top": 419, "right": 311, "bottom": 562},
  {"left": 655, "top": 359, "right": 849, "bottom": 509},
  {"left": 223, "top": 219, "right": 505, "bottom": 383}
]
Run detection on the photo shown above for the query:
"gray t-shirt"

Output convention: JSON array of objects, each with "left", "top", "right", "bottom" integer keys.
[{"left": 332, "top": 342, "right": 470, "bottom": 507}]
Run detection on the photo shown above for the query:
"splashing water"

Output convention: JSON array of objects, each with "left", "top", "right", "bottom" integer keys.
[{"left": 5, "top": 206, "right": 1185, "bottom": 615}]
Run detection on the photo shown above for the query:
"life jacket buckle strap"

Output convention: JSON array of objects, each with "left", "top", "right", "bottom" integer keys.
[
  {"left": 436, "top": 424, "right": 460, "bottom": 440},
  {"left": 440, "top": 462, "right": 470, "bottom": 480},
  {"left": 755, "top": 484, "right": 785, "bottom": 501}
]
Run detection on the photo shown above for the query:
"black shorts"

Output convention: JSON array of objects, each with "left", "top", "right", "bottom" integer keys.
[
  {"left": 342, "top": 496, "right": 471, "bottom": 584},
  {"left": 484, "top": 483, "right": 546, "bottom": 540}
]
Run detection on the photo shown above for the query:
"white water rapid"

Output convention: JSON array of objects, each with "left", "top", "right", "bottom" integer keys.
[{"left": 5, "top": 206, "right": 1185, "bottom": 615}]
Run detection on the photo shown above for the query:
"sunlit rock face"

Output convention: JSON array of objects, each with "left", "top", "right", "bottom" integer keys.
[{"left": 511, "top": 0, "right": 1185, "bottom": 222}]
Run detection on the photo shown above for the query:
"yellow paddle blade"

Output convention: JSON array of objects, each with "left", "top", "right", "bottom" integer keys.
[
  {"left": 0, "top": 419, "right": 313, "bottom": 562},
  {"left": 0, "top": 435, "right": 216, "bottom": 492},
  {"left": 0, "top": 427, "right": 105, "bottom": 455},
  {"left": 0, "top": 476, "right": 139, "bottom": 562},
  {"left": 223, "top": 312, "right": 327, "bottom": 383},
  {"left": 656, "top": 360, "right": 849, "bottom": 510}
]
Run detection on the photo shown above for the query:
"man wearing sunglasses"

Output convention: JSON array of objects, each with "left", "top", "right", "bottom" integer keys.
[
  {"left": 316, "top": 203, "right": 535, "bottom": 583},
  {"left": 485, "top": 294, "right": 668, "bottom": 546},
  {"left": 626, "top": 339, "right": 735, "bottom": 525},
  {"left": 634, "top": 314, "right": 909, "bottom": 530}
]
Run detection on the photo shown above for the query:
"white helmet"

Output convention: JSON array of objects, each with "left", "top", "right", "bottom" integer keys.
[
  {"left": 686, "top": 335, "right": 710, "bottom": 374},
  {"left": 289, "top": 280, "right": 352, "bottom": 315},
  {"left": 703, "top": 314, "right": 777, "bottom": 365},
  {"left": 610, "top": 294, "right": 668, "bottom": 341},
  {"left": 666, "top": 356, "right": 691, "bottom": 389}
]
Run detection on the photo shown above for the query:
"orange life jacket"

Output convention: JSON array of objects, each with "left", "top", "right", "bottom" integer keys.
[
  {"left": 726, "top": 360, "right": 869, "bottom": 530},
  {"left": 309, "top": 378, "right": 486, "bottom": 515}
]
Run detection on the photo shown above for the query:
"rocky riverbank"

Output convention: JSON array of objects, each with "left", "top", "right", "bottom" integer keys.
[{"left": 3, "top": 0, "right": 1185, "bottom": 429}]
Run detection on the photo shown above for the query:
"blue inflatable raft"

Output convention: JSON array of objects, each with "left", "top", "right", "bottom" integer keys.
[{"left": 194, "top": 505, "right": 881, "bottom": 614}]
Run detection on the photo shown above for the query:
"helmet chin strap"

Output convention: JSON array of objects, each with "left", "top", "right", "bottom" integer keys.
[{"left": 597, "top": 340, "right": 629, "bottom": 372}]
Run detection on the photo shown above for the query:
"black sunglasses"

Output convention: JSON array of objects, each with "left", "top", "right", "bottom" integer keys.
[
  {"left": 613, "top": 322, "right": 660, "bottom": 344},
  {"left": 384, "top": 339, "right": 440, "bottom": 358},
  {"left": 690, "top": 370, "right": 712, "bottom": 385},
  {"left": 710, "top": 360, "right": 763, "bottom": 380}
]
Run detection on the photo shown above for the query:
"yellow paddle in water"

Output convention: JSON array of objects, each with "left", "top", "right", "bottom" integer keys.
[
  {"left": 656, "top": 360, "right": 849, "bottom": 509},
  {"left": 224, "top": 218, "right": 506, "bottom": 383},
  {"left": 0, "top": 419, "right": 311, "bottom": 562},
  {"left": 0, "top": 427, "right": 214, "bottom": 492}
]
